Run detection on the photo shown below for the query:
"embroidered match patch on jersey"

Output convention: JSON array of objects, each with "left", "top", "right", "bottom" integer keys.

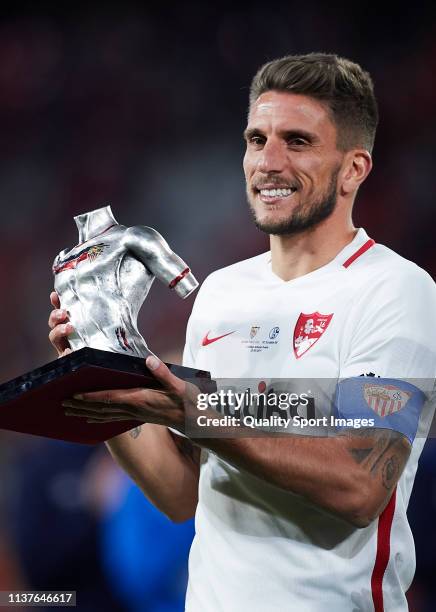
[
  {"left": 293, "top": 312, "right": 333, "bottom": 359},
  {"left": 334, "top": 377, "right": 426, "bottom": 443}
]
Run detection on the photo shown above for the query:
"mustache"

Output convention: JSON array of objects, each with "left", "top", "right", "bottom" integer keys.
[{"left": 251, "top": 176, "right": 300, "bottom": 190}]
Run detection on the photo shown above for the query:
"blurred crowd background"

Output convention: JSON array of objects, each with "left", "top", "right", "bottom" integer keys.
[{"left": 0, "top": 3, "right": 435, "bottom": 611}]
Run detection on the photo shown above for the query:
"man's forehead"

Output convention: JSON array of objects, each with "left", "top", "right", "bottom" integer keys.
[{"left": 247, "top": 91, "right": 333, "bottom": 132}]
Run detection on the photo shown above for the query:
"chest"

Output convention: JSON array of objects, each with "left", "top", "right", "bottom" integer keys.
[
  {"left": 191, "top": 270, "right": 354, "bottom": 378},
  {"left": 53, "top": 237, "right": 125, "bottom": 288}
]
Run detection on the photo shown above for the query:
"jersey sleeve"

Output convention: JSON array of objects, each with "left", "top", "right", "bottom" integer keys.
[
  {"left": 340, "top": 265, "right": 436, "bottom": 379},
  {"left": 336, "top": 265, "right": 436, "bottom": 441}
]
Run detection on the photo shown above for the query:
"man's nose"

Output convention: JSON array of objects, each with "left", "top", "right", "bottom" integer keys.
[{"left": 256, "top": 140, "right": 286, "bottom": 173}]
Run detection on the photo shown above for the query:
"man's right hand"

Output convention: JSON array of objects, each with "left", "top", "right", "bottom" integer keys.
[{"left": 48, "top": 291, "right": 74, "bottom": 357}]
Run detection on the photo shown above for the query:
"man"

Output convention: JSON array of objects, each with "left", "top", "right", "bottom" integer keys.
[{"left": 50, "top": 54, "right": 436, "bottom": 611}]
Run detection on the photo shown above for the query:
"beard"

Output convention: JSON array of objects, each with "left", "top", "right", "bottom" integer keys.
[{"left": 248, "top": 167, "right": 340, "bottom": 236}]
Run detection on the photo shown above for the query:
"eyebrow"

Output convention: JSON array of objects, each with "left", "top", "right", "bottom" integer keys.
[{"left": 243, "top": 127, "right": 319, "bottom": 143}]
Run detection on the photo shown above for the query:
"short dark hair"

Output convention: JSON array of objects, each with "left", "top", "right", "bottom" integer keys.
[{"left": 249, "top": 53, "right": 378, "bottom": 153}]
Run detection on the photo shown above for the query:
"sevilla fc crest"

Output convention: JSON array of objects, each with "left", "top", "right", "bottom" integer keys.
[
  {"left": 293, "top": 312, "right": 333, "bottom": 359},
  {"left": 364, "top": 384, "right": 412, "bottom": 417}
]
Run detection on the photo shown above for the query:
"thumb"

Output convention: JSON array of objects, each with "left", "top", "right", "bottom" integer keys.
[{"left": 145, "top": 355, "right": 186, "bottom": 395}]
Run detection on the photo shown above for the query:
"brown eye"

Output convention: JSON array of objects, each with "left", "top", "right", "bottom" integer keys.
[
  {"left": 250, "top": 136, "right": 265, "bottom": 146},
  {"left": 288, "top": 138, "right": 307, "bottom": 146}
]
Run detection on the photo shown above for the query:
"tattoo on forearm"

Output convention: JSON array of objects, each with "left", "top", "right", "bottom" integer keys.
[
  {"left": 350, "top": 448, "right": 372, "bottom": 463},
  {"left": 346, "top": 428, "right": 409, "bottom": 490},
  {"left": 129, "top": 426, "right": 142, "bottom": 439},
  {"left": 382, "top": 455, "right": 400, "bottom": 490}
]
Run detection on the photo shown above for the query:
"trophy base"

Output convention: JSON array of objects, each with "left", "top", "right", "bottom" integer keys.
[{"left": 0, "top": 347, "right": 213, "bottom": 445}]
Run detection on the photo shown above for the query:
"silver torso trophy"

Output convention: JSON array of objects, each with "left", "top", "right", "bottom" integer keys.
[{"left": 52, "top": 205, "right": 198, "bottom": 357}]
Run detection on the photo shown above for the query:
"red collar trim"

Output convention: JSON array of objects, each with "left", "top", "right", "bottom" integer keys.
[{"left": 342, "top": 238, "right": 375, "bottom": 268}]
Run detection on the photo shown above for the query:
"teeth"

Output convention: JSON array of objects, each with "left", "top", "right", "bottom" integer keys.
[{"left": 260, "top": 188, "right": 294, "bottom": 197}]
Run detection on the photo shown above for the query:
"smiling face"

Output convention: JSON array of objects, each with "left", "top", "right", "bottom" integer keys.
[{"left": 243, "top": 91, "right": 345, "bottom": 236}]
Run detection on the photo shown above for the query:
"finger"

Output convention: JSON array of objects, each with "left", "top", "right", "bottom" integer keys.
[
  {"left": 64, "top": 400, "right": 143, "bottom": 422},
  {"left": 86, "top": 417, "right": 141, "bottom": 423},
  {"left": 49, "top": 323, "right": 74, "bottom": 354},
  {"left": 63, "top": 397, "right": 141, "bottom": 414},
  {"left": 48, "top": 309, "right": 69, "bottom": 330},
  {"left": 146, "top": 355, "right": 186, "bottom": 395},
  {"left": 70, "top": 388, "right": 179, "bottom": 417},
  {"left": 85, "top": 413, "right": 142, "bottom": 422},
  {"left": 64, "top": 397, "right": 127, "bottom": 411},
  {"left": 65, "top": 388, "right": 179, "bottom": 422},
  {"left": 50, "top": 291, "right": 60, "bottom": 309},
  {"left": 70, "top": 387, "right": 150, "bottom": 407},
  {"left": 65, "top": 407, "right": 138, "bottom": 420}
]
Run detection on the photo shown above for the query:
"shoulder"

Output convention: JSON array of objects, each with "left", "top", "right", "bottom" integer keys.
[
  {"left": 345, "top": 241, "right": 435, "bottom": 301},
  {"left": 123, "top": 225, "right": 164, "bottom": 241},
  {"left": 122, "top": 225, "right": 168, "bottom": 251},
  {"left": 343, "top": 241, "right": 436, "bottom": 351},
  {"left": 339, "top": 242, "right": 436, "bottom": 377}
]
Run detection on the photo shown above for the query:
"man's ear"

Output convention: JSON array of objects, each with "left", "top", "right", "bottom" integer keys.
[{"left": 339, "top": 150, "right": 372, "bottom": 196}]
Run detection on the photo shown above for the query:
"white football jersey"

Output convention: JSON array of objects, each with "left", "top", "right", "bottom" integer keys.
[{"left": 183, "top": 228, "right": 436, "bottom": 612}]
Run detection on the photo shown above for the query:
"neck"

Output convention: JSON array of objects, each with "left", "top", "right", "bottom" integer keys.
[
  {"left": 269, "top": 207, "right": 356, "bottom": 281},
  {"left": 74, "top": 205, "right": 118, "bottom": 243}
]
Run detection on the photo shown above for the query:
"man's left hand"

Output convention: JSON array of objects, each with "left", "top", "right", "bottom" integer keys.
[{"left": 63, "top": 355, "right": 193, "bottom": 432}]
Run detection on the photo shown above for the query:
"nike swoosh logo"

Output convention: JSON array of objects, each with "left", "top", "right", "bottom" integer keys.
[{"left": 202, "top": 331, "right": 235, "bottom": 346}]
